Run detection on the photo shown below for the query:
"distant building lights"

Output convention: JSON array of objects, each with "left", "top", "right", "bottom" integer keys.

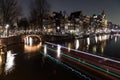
[
  {"left": 5, "top": 24, "right": 9, "bottom": 29},
  {"left": 93, "top": 16, "right": 97, "bottom": 18},
  {"left": 57, "top": 26, "right": 60, "bottom": 30}
]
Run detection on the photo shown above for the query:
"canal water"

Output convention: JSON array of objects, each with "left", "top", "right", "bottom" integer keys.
[
  {"left": 55, "top": 34, "right": 120, "bottom": 60},
  {"left": 0, "top": 33, "right": 120, "bottom": 80},
  {"left": 0, "top": 37, "right": 85, "bottom": 80}
]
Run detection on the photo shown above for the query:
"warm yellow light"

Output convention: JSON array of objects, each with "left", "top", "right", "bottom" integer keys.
[
  {"left": 68, "top": 43, "right": 71, "bottom": 52},
  {"left": 0, "top": 55, "right": 2, "bottom": 65},
  {"left": 24, "top": 42, "right": 42, "bottom": 53}
]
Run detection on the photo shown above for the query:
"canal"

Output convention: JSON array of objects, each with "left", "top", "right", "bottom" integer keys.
[
  {"left": 0, "top": 33, "right": 120, "bottom": 80},
  {"left": 55, "top": 34, "right": 120, "bottom": 60},
  {"left": 0, "top": 37, "right": 85, "bottom": 80}
]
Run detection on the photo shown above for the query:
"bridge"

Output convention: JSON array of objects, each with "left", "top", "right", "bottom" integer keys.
[
  {"left": 21, "top": 33, "right": 74, "bottom": 43},
  {"left": 21, "top": 34, "right": 43, "bottom": 42},
  {"left": 0, "top": 33, "right": 68, "bottom": 48}
]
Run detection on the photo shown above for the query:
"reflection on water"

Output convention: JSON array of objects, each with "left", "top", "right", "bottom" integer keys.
[
  {"left": 95, "top": 36, "right": 98, "bottom": 43},
  {"left": 87, "top": 37, "right": 90, "bottom": 45},
  {"left": 0, "top": 52, "right": 2, "bottom": 75},
  {"left": 99, "top": 35, "right": 102, "bottom": 41},
  {"left": 92, "top": 46, "right": 96, "bottom": 53},
  {"left": 57, "top": 34, "right": 120, "bottom": 59},
  {"left": 0, "top": 36, "right": 42, "bottom": 77},
  {"left": 24, "top": 42, "right": 42, "bottom": 53},
  {"left": 5, "top": 50, "right": 16, "bottom": 75},
  {"left": 0, "top": 36, "right": 83, "bottom": 80},
  {"left": 44, "top": 45, "right": 47, "bottom": 56},
  {"left": 0, "top": 49, "right": 5, "bottom": 75},
  {"left": 115, "top": 36, "right": 117, "bottom": 43},
  {"left": 57, "top": 45, "right": 61, "bottom": 58},
  {"left": 24, "top": 36, "right": 42, "bottom": 53},
  {"left": 0, "top": 49, "right": 16, "bottom": 75},
  {"left": 68, "top": 43, "right": 71, "bottom": 52},
  {"left": 75, "top": 39, "right": 79, "bottom": 50}
]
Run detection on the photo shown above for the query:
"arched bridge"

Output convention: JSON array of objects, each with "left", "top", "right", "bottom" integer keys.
[{"left": 21, "top": 34, "right": 44, "bottom": 42}]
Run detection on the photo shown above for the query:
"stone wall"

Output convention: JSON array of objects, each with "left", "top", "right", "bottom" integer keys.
[{"left": 0, "top": 36, "right": 22, "bottom": 48}]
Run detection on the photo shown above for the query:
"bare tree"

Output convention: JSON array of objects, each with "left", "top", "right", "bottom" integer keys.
[
  {"left": 0, "top": 0, "right": 21, "bottom": 26},
  {"left": 29, "top": 0, "right": 50, "bottom": 29}
]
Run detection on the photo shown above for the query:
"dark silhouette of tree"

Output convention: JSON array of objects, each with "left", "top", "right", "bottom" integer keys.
[
  {"left": 83, "top": 21, "right": 89, "bottom": 33},
  {"left": 18, "top": 18, "right": 29, "bottom": 30},
  {"left": 29, "top": 0, "right": 50, "bottom": 29},
  {"left": 0, "top": 0, "right": 21, "bottom": 26}
]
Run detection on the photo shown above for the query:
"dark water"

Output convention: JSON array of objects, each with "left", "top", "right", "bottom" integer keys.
[
  {"left": 0, "top": 40, "right": 84, "bottom": 80},
  {"left": 55, "top": 34, "right": 120, "bottom": 60},
  {"left": 0, "top": 34, "right": 120, "bottom": 80}
]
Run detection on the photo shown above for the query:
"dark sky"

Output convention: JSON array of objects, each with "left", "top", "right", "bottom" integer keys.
[{"left": 19, "top": 0, "right": 120, "bottom": 24}]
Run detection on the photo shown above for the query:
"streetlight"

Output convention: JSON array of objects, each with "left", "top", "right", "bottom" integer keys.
[
  {"left": 5, "top": 24, "right": 9, "bottom": 29},
  {"left": 5, "top": 24, "right": 9, "bottom": 37}
]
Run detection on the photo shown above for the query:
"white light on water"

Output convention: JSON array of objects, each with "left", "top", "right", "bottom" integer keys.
[
  {"left": 93, "top": 46, "right": 97, "bottom": 53},
  {"left": 29, "top": 37, "right": 33, "bottom": 46},
  {"left": 75, "top": 39, "right": 79, "bottom": 50},
  {"left": 5, "top": 51, "right": 16, "bottom": 74},
  {"left": 26, "top": 37, "right": 29, "bottom": 45},
  {"left": 44, "top": 45, "right": 47, "bottom": 55},
  {"left": 99, "top": 36, "right": 102, "bottom": 41},
  {"left": 87, "top": 38, "right": 90, "bottom": 45},
  {"left": 24, "top": 37, "right": 33, "bottom": 46},
  {"left": 57, "top": 45, "right": 61, "bottom": 58},
  {"left": 95, "top": 36, "right": 98, "bottom": 43},
  {"left": 101, "top": 35, "right": 108, "bottom": 41},
  {"left": 115, "top": 36, "right": 117, "bottom": 43},
  {"left": 46, "top": 42, "right": 120, "bottom": 64}
]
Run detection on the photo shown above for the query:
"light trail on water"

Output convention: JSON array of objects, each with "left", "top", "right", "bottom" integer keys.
[
  {"left": 45, "top": 42, "right": 120, "bottom": 64},
  {"left": 40, "top": 51, "right": 91, "bottom": 80},
  {"left": 44, "top": 42, "right": 120, "bottom": 79}
]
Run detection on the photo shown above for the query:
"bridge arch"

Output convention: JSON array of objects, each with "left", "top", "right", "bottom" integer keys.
[
  {"left": 22, "top": 34, "right": 43, "bottom": 53},
  {"left": 23, "top": 34, "right": 42, "bottom": 41}
]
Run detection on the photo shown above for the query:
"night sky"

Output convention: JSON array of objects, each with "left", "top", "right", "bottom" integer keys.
[{"left": 19, "top": 0, "right": 120, "bottom": 24}]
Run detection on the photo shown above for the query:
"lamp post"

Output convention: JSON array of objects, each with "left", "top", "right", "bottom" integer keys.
[{"left": 5, "top": 24, "right": 9, "bottom": 37}]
